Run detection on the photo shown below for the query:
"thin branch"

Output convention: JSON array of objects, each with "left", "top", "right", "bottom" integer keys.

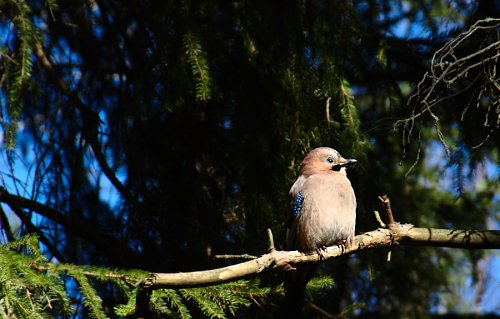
[
  {"left": 32, "top": 40, "right": 137, "bottom": 208},
  {"left": 213, "top": 254, "right": 257, "bottom": 260},
  {"left": 373, "top": 211, "right": 386, "bottom": 228},
  {"left": 0, "top": 204, "right": 15, "bottom": 241},
  {"left": 5, "top": 203, "right": 66, "bottom": 263},
  {"left": 267, "top": 228, "right": 275, "bottom": 251},
  {"left": 31, "top": 264, "right": 139, "bottom": 284},
  {"left": 325, "top": 96, "right": 331, "bottom": 128},
  {"left": 395, "top": 18, "right": 500, "bottom": 158},
  {"left": 0, "top": 186, "right": 136, "bottom": 265},
  {"left": 378, "top": 194, "right": 395, "bottom": 225}
]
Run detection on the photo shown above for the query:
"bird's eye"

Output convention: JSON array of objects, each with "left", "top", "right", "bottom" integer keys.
[{"left": 326, "top": 157, "right": 334, "bottom": 164}]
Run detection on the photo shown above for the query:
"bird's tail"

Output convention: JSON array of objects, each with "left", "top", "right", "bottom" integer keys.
[
  {"left": 282, "top": 264, "right": 316, "bottom": 319},
  {"left": 283, "top": 280, "right": 306, "bottom": 318}
]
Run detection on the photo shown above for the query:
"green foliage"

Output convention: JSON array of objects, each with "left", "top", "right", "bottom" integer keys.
[
  {"left": 181, "top": 288, "right": 227, "bottom": 319},
  {"left": 0, "top": 235, "right": 147, "bottom": 318},
  {"left": 338, "top": 79, "right": 370, "bottom": 159},
  {"left": 0, "top": 234, "right": 70, "bottom": 318},
  {"left": 67, "top": 268, "right": 107, "bottom": 319},
  {"left": 183, "top": 32, "right": 213, "bottom": 102},
  {"left": 1, "top": 236, "right": 279, "bottom": 318},
  {"left": 117, "top": 279, "right": 278, "bottom": 318},
  {"left": 0, "top": 1, "right": 498, "bottom": 318},
  {"left": 160, "top": 289, "right": 191, "bottom": 318},
  {"left": 1, "top": 0, "right": 35, "bottom": 154},
  {"left": 306, "top": 275, "right": 335, "bottom": 293},
  {"left": 44, "top": 0, "right": 59, "bottom": 19}
]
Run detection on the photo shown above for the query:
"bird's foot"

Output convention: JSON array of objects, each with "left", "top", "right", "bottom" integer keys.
[{"left": 316, "top": 246, "right": 328, "bottom": 260}]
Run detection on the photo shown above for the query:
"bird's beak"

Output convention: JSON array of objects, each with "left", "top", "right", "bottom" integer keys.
[
  {"left": 333, "top": 158, "right": 357, "bottom": 170},
  {"left": 340, "top": 158, "right": 357, "bottom": 167}
]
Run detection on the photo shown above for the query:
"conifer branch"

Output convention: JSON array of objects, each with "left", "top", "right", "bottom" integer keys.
[
  {"left": 32, "top": 40, "right": 138, "bottom": 208},
  {"left": 0, "top": 186, "right": 136, "bottom": 265},
  {"left": 183, "top": 32, "right": 212, "bottom": 102},
  {"left": 4, "top": 0, "right": 34, "bottom": 153}
]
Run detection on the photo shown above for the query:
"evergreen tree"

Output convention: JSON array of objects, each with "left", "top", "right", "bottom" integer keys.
[{"left": 0, "top": 0, "right": 498, "bottom": 317}]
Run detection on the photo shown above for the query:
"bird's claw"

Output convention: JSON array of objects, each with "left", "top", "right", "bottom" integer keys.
[{"left": 316, "top": 246, "right": 328, "bottom": 260}]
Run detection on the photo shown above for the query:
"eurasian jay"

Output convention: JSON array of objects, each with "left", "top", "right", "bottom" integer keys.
[{"left": 284, "top": 147, "right": 357, "bottom": 317}]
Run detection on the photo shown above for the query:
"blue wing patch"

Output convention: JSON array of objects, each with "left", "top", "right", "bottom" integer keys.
[{"left": 287, "top": 191, "right": 304, "bottom": 227}]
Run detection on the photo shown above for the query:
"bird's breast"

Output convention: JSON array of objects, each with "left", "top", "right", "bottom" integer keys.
[{"left": 291, "top": 173, "right": 356, "bottom": 251}]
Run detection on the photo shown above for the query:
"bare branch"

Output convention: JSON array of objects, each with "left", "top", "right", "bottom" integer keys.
[
  {"left": 135, "top": 224, "right": 500, "bottom": 317},
  {"left": 373, "top": 211, "right": 386, "bottom": 228},
  {"left": 213, "top": 254, "right": 257, "bottom": 260},
  {"left": 267, "top": 228, "right": 276, "bottom": 251},
  {"left": 135, "top": 194, "right": 500, "bottom": 317},
  {"left": 378, "top": 194, "right": 395, "bottom": 226},
  {"left": 395, "top": 18, "right": 500, "bottom": 162}
]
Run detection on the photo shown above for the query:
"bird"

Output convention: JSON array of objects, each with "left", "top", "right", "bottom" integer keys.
[{"left": 283, "top": 147, "right": 357, "bottom": 317}]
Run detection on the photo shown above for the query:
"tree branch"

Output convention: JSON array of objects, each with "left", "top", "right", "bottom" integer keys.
[
  {"left": 135, "top": 224, "right": 500, "bottom": 317},
  {"left": 0, "top": 186, "right": 136, "bottom": 266},
  {"left": 140, "top": 226, "right": 500, "bottom": 288},
  {"left": 134, "top": 193, "right": 500, "bottom": 317},
  {"left": 32, "top": 40, "right": 136, "bottom": 207},
  {"left": 394, "top": 18, "right": 500, "bottom": 163}
]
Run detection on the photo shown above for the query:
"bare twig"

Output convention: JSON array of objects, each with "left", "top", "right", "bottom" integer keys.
[
  {"left": 213, "top": 254, "right": 257, "bottom": 260},
  {"left": 395, "top": 18, "right": 500, "bottom": 163},
  {"left": 267, "top": 228, "right": 275, "bottom": 251},
  {"left": 373, "top": 211, "right": 386, "bottom": 228},
  {"left": 309, "top": 302, "right": 336, "bottom": 318},
  {"left": 378, "top": 194, "right": 395, "bottom": 226},
  {"left": 325, "top": 96, "right": 331, "bottom": 128},
  {"left": 378, "top": 195, "right": 396, "bottom": 261}
]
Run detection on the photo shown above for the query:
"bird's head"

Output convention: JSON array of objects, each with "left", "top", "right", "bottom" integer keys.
[{"left": 299, "top": 147, "right": 357, "bottom": 176}]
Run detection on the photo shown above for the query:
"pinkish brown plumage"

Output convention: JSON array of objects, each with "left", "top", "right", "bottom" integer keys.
[{"left": 283, "top": 147, "right": 357, "bottom": 317}]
